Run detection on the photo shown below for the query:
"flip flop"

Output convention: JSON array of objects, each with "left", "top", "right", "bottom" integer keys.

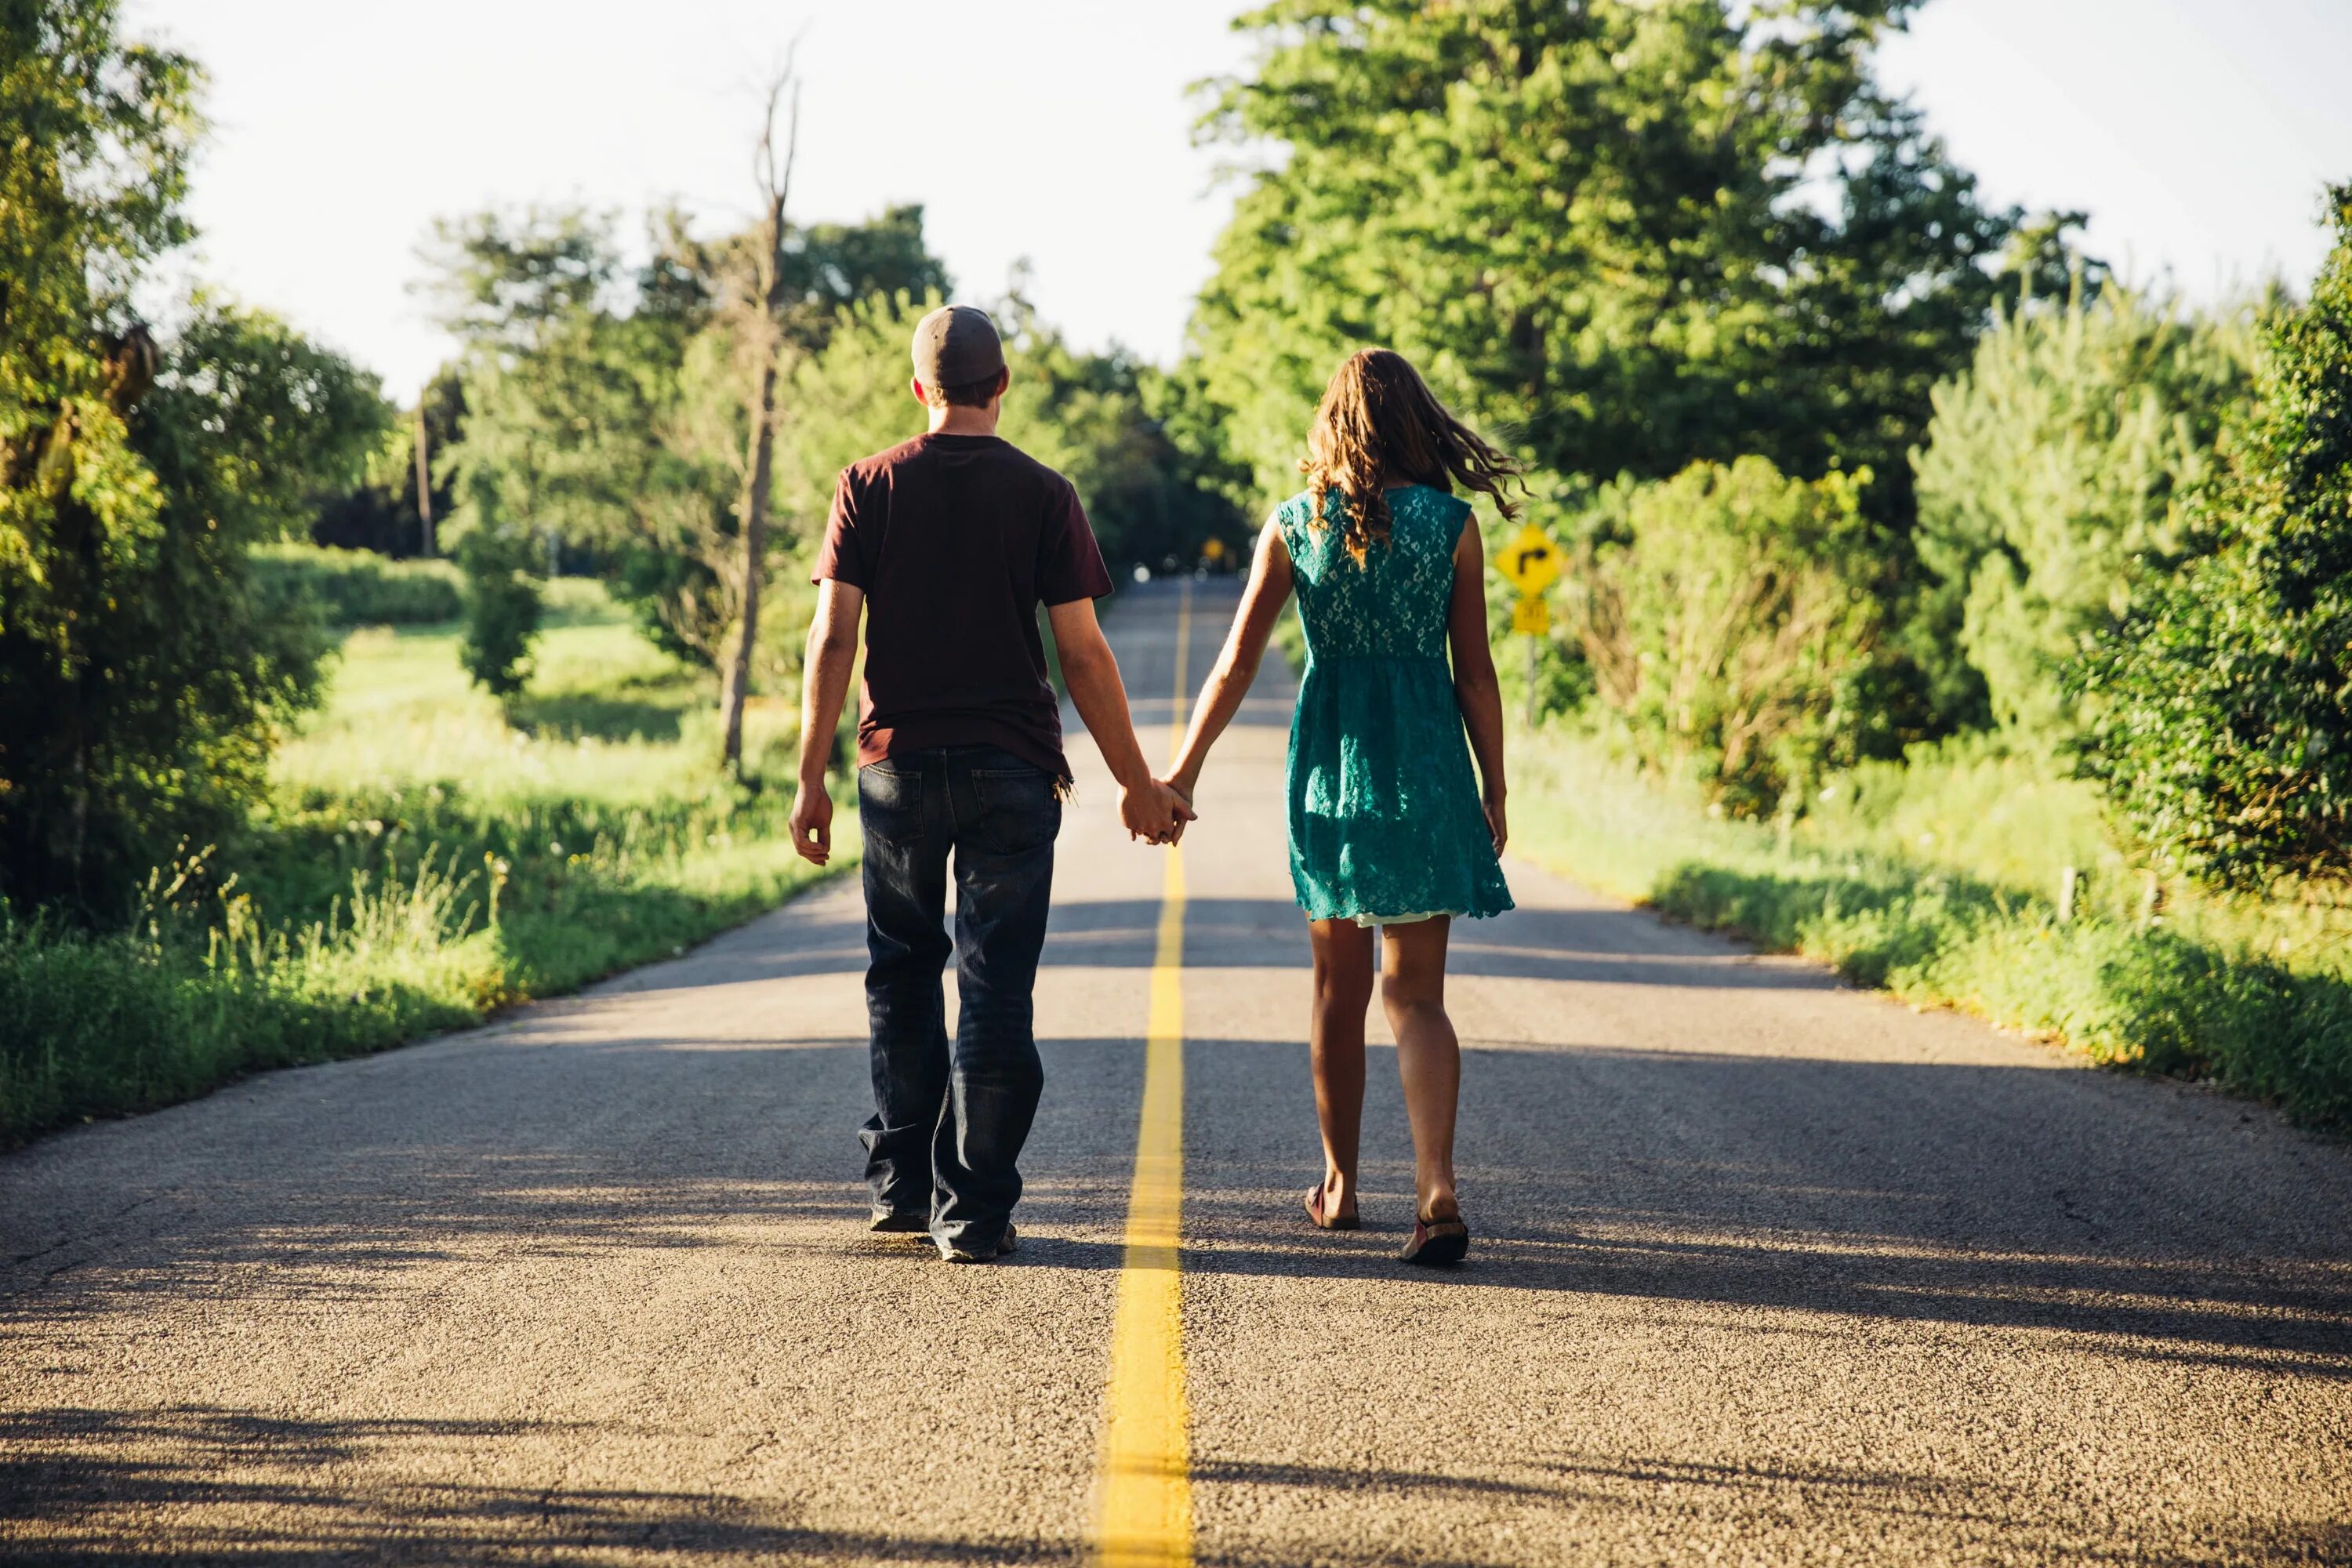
[
  {"left": 1398, "top": 1213, "right": 1469, "bottom": 1267},
  {"left": 1304, "top": 1184, "right": 1360, "bottom": 1232}
]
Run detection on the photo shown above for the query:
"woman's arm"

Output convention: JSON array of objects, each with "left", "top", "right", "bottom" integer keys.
[
  {"left": 1446, "top": 518, "right": 1508, "bottom": 855},
  {"left": 1167, "top": 517, "right": 1296, "bottom": 802}
]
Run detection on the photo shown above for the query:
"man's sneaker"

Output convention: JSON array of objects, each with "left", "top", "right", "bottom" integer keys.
[
  {"left": 939, "top": 1224, "right": 1018, "bottom": 1263},
  {"left": 869, "top": 1209, "right": 929, "bottom": 1236}
]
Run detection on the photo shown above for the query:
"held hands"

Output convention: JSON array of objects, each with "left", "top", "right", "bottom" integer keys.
[{"left": 1120, "top": 777, "right": 1196, "bottom": 847}]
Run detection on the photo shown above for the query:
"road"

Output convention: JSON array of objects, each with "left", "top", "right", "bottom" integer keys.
[{"left": 5, "top": 577, "right": 2350, "bottom": 1565}]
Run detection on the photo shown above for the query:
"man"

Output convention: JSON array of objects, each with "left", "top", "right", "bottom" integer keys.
[{"left": 789, "top": 303, "right": 1191, "bottom": 1264}]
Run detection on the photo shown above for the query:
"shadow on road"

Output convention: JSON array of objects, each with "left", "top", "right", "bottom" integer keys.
[
  {"left": 1034, "top": 895, "right": 1819, "bottom": 986},
  {"left": 10, "top": 1007, "right": 2347, "bottom": 1383},
  {"left": 5, "top": 1404, "right": 2342, "bottom": 1565}
]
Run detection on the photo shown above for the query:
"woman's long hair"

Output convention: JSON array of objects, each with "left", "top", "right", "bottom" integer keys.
[{"left": 1303, "top": 348, "right": 1523, "bottom": 563}]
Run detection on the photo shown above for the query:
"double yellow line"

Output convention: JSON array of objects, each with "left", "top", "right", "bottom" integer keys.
[{"left": 1091, "top": 581, "right": 1194, "bottom": 1567}]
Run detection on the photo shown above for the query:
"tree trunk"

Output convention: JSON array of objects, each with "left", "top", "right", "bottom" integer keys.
[
  {"left": 720, "top": 352, "right": 779, "bottom": 772},
  {"left": 717, "top": 64, "right": 800, "bottom": 778}
]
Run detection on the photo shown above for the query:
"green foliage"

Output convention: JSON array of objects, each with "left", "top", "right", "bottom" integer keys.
[
  {"left": 249, "top": 543, "right": 463, "bottom": 626},
  {"left": 1192, "top": 0, "right": 2029, "bottom": 526},
  {"left": 786, "top": 292, "right": 1249, "bottom": 569},
  {"left": 1560, "top": 458, "right": 1882, "bottom": 815},
  {"left": 0, "top": 0, "right": 196, "bottom": 591},
  {"left": 314, "top": 365, "right": 464, "bottom": 556},
  {"left": 2074, "top": 187, "right": 2352, "bottom": 889},
  {"left": 455, "top": 515, "right": 542, "bottom": 697},
  {"left": 1, "top": 301, "right": 387, "bottom": 911},
  {"left": 0, "top": 7, "right": 398, "bottom": 914},
  {"left": 168, "top": 299, "right": 394, "bottom": 535},
  {"left": 1911, "top": 283, "right": 2249, "bottom": 747},
  {"left": 422, "top": 203, "right": 960, "bottom": 671}
]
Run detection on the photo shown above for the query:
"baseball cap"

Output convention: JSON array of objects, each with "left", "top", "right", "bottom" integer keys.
[{"left": 910, "top": 304, "right": 1007, "bottom": 389}]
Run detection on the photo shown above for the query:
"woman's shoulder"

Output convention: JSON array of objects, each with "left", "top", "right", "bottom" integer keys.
[
  {"left": 1269, "top": 488, "right": 1336, "bottom": 550},
  {"left": 1272, "top": 488, "right": 1326, "bottom": 524}
]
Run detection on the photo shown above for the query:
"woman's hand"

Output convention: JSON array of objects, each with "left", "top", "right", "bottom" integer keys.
[
  {"left": 1483, "top": 790, "right": 1508, "bottom": 857},
  {"left": 1159, "top": 775, "right": 1196, "bottom": 845}
]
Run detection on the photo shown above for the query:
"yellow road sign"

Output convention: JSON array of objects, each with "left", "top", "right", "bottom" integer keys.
[
  {"left": 1497, "top": 524, "right": 1561, "bottom": 595},
  {"left": 1512, "top": 593, "right": 1552, "bottom": 637}
]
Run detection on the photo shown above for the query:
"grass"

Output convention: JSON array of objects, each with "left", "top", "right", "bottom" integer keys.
[
  {"left": 0, "top": 583, "right": 851, "bottom": 1149},
  {"left": 1512, "top": 726, "right": 2352, "bottom": 1131}
]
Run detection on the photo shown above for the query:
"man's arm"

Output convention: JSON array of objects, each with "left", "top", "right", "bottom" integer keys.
[
  {"left": 789, "top": 579, "right": 864, "bottom": 865},
  {"left": 1047, "top": 597, "right": 1193, "bottom": 843}
]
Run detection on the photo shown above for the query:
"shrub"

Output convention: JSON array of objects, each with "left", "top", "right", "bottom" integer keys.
[
  {"left": 1560, "top": 457, "right": 1882, "bottom": 815},
  {"left": 2074, "top": 186, "right": 2352, "bottom": 890},
  {"left": 1911, "top": 282, "right": 2248, "bottom": 751},
  {"left": 1511, "top": 728, "right": 2352, "bottom": 1132},
  {"left": 456, "top": 523, "right": 543, "bottom": 698},
  {"left": 250, "top": 543, "right": 463, "bottom": 626}
]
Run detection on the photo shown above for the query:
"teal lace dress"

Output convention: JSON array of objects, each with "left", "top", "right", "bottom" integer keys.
[{"left": 1276, "top": 484, "right": 1514, "bottom": 926}]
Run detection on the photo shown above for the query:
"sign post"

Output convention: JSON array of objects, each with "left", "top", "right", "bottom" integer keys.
[{"left": 1495, "top": 523, "right": 1562, "bottom": 728}]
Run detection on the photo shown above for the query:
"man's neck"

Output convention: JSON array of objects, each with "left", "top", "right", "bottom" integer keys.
[{"left": 927, "top": 405, "right": 1000, "bottom": 437}]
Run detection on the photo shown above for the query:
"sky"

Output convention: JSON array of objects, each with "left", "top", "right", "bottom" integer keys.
[{"left": 125, "top": 0, "right": 2352, "bottom": 403}]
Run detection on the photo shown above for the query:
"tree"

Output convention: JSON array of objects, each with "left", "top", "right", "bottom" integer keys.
[
  {"left": 1, "top": 5, "right": 397, "bottom": 910},
  {"left": 1911, "top": 282, "right": 2249, "bottom": 750},
  {"left": 717, "top": 62, "right": 803, "bottom": 776},
  {"left": 1561, "top": 457, "right": 1883, "bottom": 815},
  {"left": 2072, "top": 187, "right": 2352, "bottom": 890},
  {"left": 455, "top": 493, "right": 540, "bottom": 699},
  {"left": 782, "top": 292, "right": 1249, "bottom": 573},
  {"left": 1191, "top": 0, "right": 2027, "bottom": 528},
  {"left": 418, "top": 189, "right": 953, "bottom": 691},
  {"left": 312, "top": 365, "right": 464, "bottom": 557},
  {"left": 423, "top": 206, "right": 629, "bottom": 692},
  {"left": 0, "top": 301, "right": 389, "bottom": 909}
]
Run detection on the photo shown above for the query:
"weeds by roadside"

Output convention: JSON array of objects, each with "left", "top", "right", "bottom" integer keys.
[
  {"left": 1513, "top": 728, "right": 2352, "bottom": 1132},
  {"left": 0, "top": 590, "right": 845, "bottom": 1150}
]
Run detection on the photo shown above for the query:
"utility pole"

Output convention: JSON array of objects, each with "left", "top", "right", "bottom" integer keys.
[{"left": 413, "top": 400, "right": 434, "bottom": 557}]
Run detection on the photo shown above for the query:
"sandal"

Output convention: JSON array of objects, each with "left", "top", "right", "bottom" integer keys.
[
  {"left": 1304, "top": 1183, "right": 1360, "bottom": 1232},
  {"left": 1398, "top": 1211, "right": 1469, "bottom": 1267}
]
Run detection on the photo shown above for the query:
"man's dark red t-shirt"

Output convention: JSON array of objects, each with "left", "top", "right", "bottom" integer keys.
[{"left": 812, "top": 432, "right": 1112, "bottom": 782}]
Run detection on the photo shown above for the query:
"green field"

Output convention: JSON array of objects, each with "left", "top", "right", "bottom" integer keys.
[{"left": 0, "top": 586, "right": 849, "bottom": 1149}]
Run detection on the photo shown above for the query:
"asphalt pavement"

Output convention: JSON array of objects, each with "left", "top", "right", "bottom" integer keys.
[{"left": 4, "top": 576, "right": 2349, "bottom": 1566}]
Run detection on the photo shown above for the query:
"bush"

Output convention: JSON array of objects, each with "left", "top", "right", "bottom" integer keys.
[
  {"left": 250, "top": 543, "right": 463, "bottom": 626},
  {"left": 456, "top": 524, "right": 543, "bottom": 697},
  {"left": 0, "top": 782, "right": 841, "bottom": 1148},
  {"left": 0, "top": 306, "right": 383, "bottom": 915},
  {"left": 1559, "top": 457, "right": 1882, "bottom": 815},
  {"left": 2074, "top": 187, "right": 2352, "bottom": 890},
  {"left": 1911, "top": 281, "right": 2247, "bottom": 751}
]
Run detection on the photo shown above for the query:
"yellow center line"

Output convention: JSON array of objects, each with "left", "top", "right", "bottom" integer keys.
[{"left": 1091, "top": 579, "right": 1194, "bottom": 1568}]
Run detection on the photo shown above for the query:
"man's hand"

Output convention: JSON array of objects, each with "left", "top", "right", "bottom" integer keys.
[
  {"left": 1120, "top": 779, "right": 1196, "bottom": 845},
  {"left": 790, "top": 784, "right": 834, "bottom": 866}
]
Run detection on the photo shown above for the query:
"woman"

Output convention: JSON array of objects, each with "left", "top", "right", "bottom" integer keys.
[{"left": 1165, "top": 348, "right": 1516, "bottom": 1267}]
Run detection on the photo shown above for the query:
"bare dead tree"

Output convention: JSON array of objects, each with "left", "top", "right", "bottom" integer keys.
[{"left": 719, "top": 54, "right": 802, "bottom": 776}]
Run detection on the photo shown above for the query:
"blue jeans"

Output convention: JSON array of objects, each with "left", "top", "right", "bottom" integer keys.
[{"left": 857, "top": 745, "right": 1060, "bottom": 1252}]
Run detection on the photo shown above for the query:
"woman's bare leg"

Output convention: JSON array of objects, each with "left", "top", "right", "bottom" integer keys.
[
  {"left": 1306, "top": 918, "right": 1376, "bottom": 1221},
  {"left": 1379, "top": 919, "right": 1461, "bottom": 1223}
]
